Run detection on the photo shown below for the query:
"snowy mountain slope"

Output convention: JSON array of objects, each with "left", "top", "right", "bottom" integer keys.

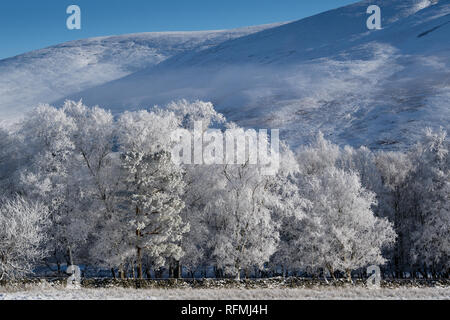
[
  {"left": 0, "top": 23, "right": 281, "bottom": 123},
  {"left": 152, "top": 0, "right": 447, "bottom": 67},
  {"left": 60, "top": 0, "right": 449, "bottom": 149}
]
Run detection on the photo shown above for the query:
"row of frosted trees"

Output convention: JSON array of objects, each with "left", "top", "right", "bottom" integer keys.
[{"left": 0, "top": 100, "right": 448, "bottom": 280}]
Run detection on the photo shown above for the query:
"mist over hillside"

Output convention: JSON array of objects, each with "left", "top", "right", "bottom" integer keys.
[
  {"left": 1, "top": 0, "right": 449, "bottom": 150},
  {"left": 0, "top": 23, "right": 281, "bottom": 123}
]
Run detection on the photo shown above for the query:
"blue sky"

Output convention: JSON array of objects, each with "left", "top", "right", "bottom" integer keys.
[{"left": 0, "top": 0, "right": 359, "bottom": 60}]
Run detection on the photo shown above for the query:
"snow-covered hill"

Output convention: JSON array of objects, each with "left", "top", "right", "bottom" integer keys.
[
  {"left": 1, "top": 0, "right": 449, "bottom": 149},
  {"left": 0, "top": 23, "right": 281, "bottom": 123},
  {"left": 58, "top": 0, "right": 449, "bottom": 149}
]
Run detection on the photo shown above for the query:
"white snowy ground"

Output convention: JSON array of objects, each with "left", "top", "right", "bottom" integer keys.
[{"left": 1, "top": 286, "right": 449, "bottom": 300}]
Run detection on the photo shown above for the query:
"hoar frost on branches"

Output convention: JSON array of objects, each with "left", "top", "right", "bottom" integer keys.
[
  {"left": 0, "top": 99, "right": 448, "bottom": 279},
  {"left": 276, "top": 133, "right": 397, "bottom": 278},
  {"left": 117, "top": 110, "right": 189, "bottom": 278},
  {"left": 409, "top": 128, "right": 449, "bottom": 271},
  {"left": 0, "top": 197, "right": 49, "bottom": 280}
]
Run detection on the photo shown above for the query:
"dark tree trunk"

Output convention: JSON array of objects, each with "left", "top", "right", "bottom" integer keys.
[
  {"left": 145, "top": 268, "right": 152, "bottom": 279},
  {"left": 135, "top": 205, "right": 143, "bottom": 279},
  {"left": 173, "top": 260, "right": 181, "bottom": 279},
  {"left": 136, "top": 246, "right": 143, "bottom": 279}
]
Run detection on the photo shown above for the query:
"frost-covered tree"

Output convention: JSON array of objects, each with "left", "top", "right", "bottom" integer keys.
[
  {"left": 61, "top": 101, "right": 121, "bottom": 268},
  {"left": 167, "top": 99, "right": 225, "bottom": 131},
  {"left": 179, "top": 164, "right": 220, "bottom": 277},
  {"left": 299, "top": 167, "right": 396, "bottom": 279},
  {"left": 409, "top": 128, "right": 449, "bottom": 275},
  {"left": 17, "top": 105, "right": 82, "bottom": 270},
  {"left": 14, "top": 102, "right": 119, "bottom": 270},
  {"left": 170, "top": 100, "right": 227, "bottom": 277},
  {"left": 375, "top": 150, "right": 413, "bottom": 276},
  {"left": 0, "top": 196, "right": 49, "bottom": 280},
  {"left": 213, "top": 161, "right": 280, "bottom": 279},
  {"left": 209, "top": 126, "right": 292, "bottom": 280},
  {"left": 266, "top": 146, "right": 306, "bottom": 277},
  {"left": 5, "top": 99, "right": 448, "bottom": 280},
  {"left": 177, "top": 107, "right": 293, "bottom": 278},
  {"left": 290, "top": 134, "right": 396, "bottom": 279},
  {"left": 0, "top": 127, "right": 20, "bottom": 197},
  {"left": 62, "top": 100, "right": 118, "bottom": 215},
  {"left": 338, "top": 145, "right": 385, "bottom": 201},
  {"left": 116, "top": 110, "right": 188, "bottom": 279}
]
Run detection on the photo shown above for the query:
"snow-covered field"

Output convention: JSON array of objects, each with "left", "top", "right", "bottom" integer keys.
[{"left": 1, "top": 286, "right": 449, "bottom": 300}]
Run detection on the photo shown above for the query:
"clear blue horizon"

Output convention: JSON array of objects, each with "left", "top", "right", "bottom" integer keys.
[{"left": 0, "top": 0, "right": 359, "bottom": 60}]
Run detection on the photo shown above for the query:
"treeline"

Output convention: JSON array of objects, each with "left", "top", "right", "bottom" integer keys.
[{"left": 0, "top": 100, "right": 448, "bottom": 280}]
